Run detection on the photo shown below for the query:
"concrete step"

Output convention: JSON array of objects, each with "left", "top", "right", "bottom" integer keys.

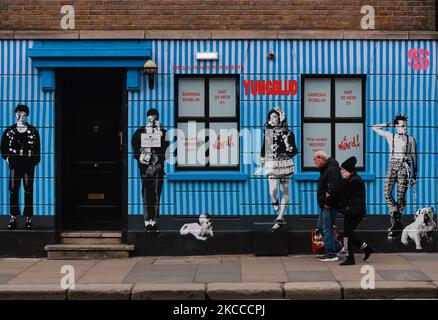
[
  {"left": 59, "top": 231, "right": 123, "bottom": 245},
  {"left": 60, "top": 231, "right": 122, "bottom": 238},
  {"left": 45, "top": 244, "right": 135, "bottom": 260}
]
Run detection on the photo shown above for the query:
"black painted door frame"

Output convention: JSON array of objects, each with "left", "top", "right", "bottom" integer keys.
[{"left": 55, "top": 69, "right": 128, "bottom": 231}]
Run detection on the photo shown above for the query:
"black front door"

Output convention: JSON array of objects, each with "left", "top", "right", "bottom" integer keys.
[{"left": 56, "top": 70, "right": 126, "bottom": 230}]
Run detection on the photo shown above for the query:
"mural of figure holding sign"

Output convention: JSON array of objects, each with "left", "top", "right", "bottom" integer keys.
[
  {"left": 372, "top": 114, "right": 417, "bottom": 239},
  {"left": 1, "top": 105, "right": 41, "bottom": 230},
  {"left": 259, "top": 107, "right": 298, "bottom": 231},
  {"left": 131, "top": 108, "right": 169, "bottom": 231}
]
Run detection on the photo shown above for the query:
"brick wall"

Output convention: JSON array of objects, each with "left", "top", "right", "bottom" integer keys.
[{"left": 0, "top": 0, "right": 436, "bottom": 31}]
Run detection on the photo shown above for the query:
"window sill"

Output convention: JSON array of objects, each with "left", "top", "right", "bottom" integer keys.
[
  {"left": 167, "top": 171, "right": 249, "bottom": 181},
  {"left": 294, "top": 172, "right": 376, "bottom": 181}
]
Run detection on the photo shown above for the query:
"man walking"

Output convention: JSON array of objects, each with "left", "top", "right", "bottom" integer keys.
[
  {"left": 131, "top": 108, "right": 169, "bottom": 231},
  {"left": 372, "top": 114, "right": 417, "bottom": 239},
  {"left": 313, "top": 150, "right": 343, "bottom": 262},
  {"left": 1, "top": 105, "right": 41, "bottom": 230}
]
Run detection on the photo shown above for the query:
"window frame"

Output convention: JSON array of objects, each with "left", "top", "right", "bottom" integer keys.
[
  {"left": 175, "top": 74, "right": 240, "bottom": 171},
  {"left": 301, "top": 74, "right": 366, "bottom": 172}
]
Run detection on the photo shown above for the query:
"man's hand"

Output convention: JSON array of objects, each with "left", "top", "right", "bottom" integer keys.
[{"left": 259, "top": 157, "right": 265, "bottom": 165}]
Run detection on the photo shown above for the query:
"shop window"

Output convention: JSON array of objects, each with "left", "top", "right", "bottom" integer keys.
[
  {"left": 175, "top": 75, "right": 240, "bottom": 170},
  {"left": 301, "top": 75, "right": 366, "bottom": 171}
]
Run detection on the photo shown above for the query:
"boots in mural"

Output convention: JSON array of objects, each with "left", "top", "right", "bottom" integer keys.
[
  {"left": 372, "top": 114, "right": 417, "bottom": 239},
  {"left": 1, "top": 105, "right": 41, "bottom": 230}
]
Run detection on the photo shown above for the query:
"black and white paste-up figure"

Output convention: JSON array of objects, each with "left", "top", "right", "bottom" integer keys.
[
  {"left": 180, "top": 213, "right": 214, "bottom": 241},
  {"left": 260, "top": 107, "right": 298, "bottom": 231},
  {"left": 372, "top": 114, "right": 417, "bottom": 239},
  {"left": 131, "top": 108, "right": 169, "bottom": 231},
  {"left": 1, "top": 105, "right": 41, "bottom": 230}
]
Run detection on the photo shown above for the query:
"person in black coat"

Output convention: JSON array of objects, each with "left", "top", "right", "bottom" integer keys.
[
  {"left": 131, "top": 108, "right": 169, "bottom": 231},
  {"left": 314, "top": 151, "right": 343, "bottom": 262},
  {"left": 1, "top": 105, "right": 40, "bottom": 230},
  {"left": 338, "top": 156, "right": 374, "bottom": 265}
]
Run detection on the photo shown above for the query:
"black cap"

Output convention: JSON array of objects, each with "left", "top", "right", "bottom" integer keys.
[
  {"left": 146, "top": 108, "right": 159, "bottom": 119},
  {"left": 15, "top": 104, "right": 30, "bottom": 115},
  {"left": 341, "top": 156, "right": 357, "bottom": 173}
]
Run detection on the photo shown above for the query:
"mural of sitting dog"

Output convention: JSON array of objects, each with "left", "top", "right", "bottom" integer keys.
[
  {"left": 401, "top": 207, "right": 436, "bottom": 250},
  {"left": 180, "top": 213, "right": 214, "bottom": 241}
]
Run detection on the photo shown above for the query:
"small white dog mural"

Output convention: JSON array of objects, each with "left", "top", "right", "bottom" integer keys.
[
  {"left": 401, "top": 207, "right": 436, "bottom": 250},
  {"left": 180, "top": 213, "right": 214, "bottom": 241}
]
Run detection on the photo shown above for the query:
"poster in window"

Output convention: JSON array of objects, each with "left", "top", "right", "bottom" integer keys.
[
  {"left": 304, "top": 78, "right": 331, "bottom": 118},
  {"left": 178, "top": 78, "right": 205, "bottom": 117},
  {"left": 209, "top": 122, "right": 239, "bottom": 167},
  {"left": 335, "top": 123, "right": 364, "bottom": 167},
  {"left": 209, "top": 78, "right": 236, "bottom": 117},
  {"left": 302, "top": 123, "right": 331, "bottom": 168},
  {"left": 177, "top": 121, "right": 206, "bottom": 167},
  {"left": 335, "top": 78, "right": 362, "bottom": 118}
]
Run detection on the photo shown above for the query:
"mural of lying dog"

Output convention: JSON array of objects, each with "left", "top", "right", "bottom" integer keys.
[
  {"left": 401, "top": 207, "right": 436, "bottom": 250},
  {"left": 180, "top": 213, "right": 214, "bottom": 241}
]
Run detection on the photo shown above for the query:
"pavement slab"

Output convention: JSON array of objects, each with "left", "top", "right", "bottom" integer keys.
[
  {"left": 67, "top": 284, "right": 133, "bottom": 300},
  {"left": 284, "top": 282, "right": 342, "bottom": 300},
  {"left": 0, "top": 285, "right": 66, "bottom": 300},
  {"left": 287, "top": 271, "right": 337, "bottom": 282},
  {"left": 341, "top": 281, "right": 438, "bottom": 299},
  {"left": 132, "top": 283, "right": 205, "bottom": 300},
  {"left": 207, "top": 282, "right": 283, "bottom": 300},
  {"left": 376, "top": 270, "right": 431, "bottom": 281},
  {"left": 194, "top": 263, "right": 241, "bottom": 283},
  {"left": 123, "top": 264, "right": 198, "bottom": 284}
]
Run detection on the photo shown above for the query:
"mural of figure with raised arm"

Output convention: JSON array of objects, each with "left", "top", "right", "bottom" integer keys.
[
  {"left": 260, "top": 107, "right": 298, "bottom": 231},
  {"left": 372, "top": 114, "right": 417, "bottom": 239}
]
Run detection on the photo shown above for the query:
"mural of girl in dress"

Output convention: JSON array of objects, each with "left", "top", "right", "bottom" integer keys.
[{"left": 259, "top": 107, "right": 298, "bottom": 231}]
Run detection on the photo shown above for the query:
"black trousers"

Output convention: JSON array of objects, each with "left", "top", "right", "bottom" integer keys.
[
  {"left": 9, "top": 165, "right": 35, "bottom": 217},
  {"left": 139, "top": 165, "right": 164, "bottom": 221},
  {"left": 343, "top": 215, "right": 364, "bottom": 257}
]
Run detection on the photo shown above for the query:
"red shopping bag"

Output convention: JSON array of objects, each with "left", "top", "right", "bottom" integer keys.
[
  {"left": 312, "top": 229, "right": 325, "bottom": 254},
  {"left": 312, "top": 226, "right": 342, "bottom": 254}
]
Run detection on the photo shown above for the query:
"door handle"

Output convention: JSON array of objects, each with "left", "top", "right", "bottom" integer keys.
[{"left": 119, "top": 131, "right": 123, "bottom": 147}]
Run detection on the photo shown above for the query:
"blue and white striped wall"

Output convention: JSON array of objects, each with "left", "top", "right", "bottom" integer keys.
[{"left": 1, "top": 39, "right": 437, "bottom": 217}]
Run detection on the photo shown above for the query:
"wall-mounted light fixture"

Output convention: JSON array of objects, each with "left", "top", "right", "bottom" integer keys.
[
  {"left": 268, "top": 51, "right": 275, "bottom": 61},
  {"left": 144, "top": 59, "right": 158, "bottom": 90},
  {"left": 195, "top": 52, "right": 219, "bottom": 60}
]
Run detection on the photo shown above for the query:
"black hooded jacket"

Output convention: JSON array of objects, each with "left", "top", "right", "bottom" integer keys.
[
  {"left": 338, "top": 172, "right": 366, "bottom": 217},
  {"left": 317, "top": 157, "right": 342, "bottom": 209}
]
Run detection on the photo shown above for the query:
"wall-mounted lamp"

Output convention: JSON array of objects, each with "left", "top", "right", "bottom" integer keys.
[
  {"left": 268, "top": 51, "right": 275, "bottom": 61},
  {"left": 144, "top": 59, "right": 158, "bottom": 90}
]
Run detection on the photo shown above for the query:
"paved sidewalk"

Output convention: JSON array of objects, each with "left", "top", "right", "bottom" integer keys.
[{"left": 0, "top": 253, "right": 437, "bottom": 299}]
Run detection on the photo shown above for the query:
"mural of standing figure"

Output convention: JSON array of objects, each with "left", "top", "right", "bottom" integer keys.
[
  {"left": 260, "top": 107, "right": 298, "bottom": 231},
  {"left": 131, "top": 108, "right": 169, "bottom": 231},
  {"left": 1, "top": 105, "right": 41, "bottom": 230},
  {"left": 372, "top": 114, "right": 417, "bottom": 239}
]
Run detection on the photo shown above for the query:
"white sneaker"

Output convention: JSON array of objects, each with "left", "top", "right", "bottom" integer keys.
[
  {"left": 144, "top": 220, "right": 152, "bottom": 227},
  {"left": 318, "top": 256, "right": 339, "bottom": 262}
]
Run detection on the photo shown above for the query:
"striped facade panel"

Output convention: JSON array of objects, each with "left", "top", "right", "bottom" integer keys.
[
  {"left": 0, "top": 40, "right": 54, "bottom": 216},
  {"left": 0, "top": 39, "right": 436, "bottom": 217},
  {"left": 129, "top": 39, "right": 437, "bottom": 216}
]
